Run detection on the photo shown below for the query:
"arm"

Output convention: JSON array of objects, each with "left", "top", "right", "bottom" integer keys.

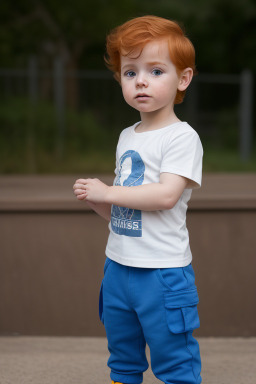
[
  {"left": 73, "top": 173, "right": 188, "bottom": 212},
  {"left": 105, "top": 173, "right": 188, "bottom": 210},
  {"left": 86, "top": 201, "right": 111, "bottom": 221}
]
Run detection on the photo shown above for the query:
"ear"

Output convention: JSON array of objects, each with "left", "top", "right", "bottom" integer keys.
[{"left": 178, "top": 68, "right": 193, "bottom": 91}]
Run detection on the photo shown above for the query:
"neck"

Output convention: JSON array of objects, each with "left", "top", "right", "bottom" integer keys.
[{"left": 139, "top": 108, "right": 180, "bottom": 131}]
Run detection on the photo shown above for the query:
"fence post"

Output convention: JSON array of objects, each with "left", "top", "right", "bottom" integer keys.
[
  {"left": 54, "top": 57, "right": 65, "bottom": 159},
  {"left": 239, "top": 69, "right": 253, "bottom": 161},
  {"left": 27, "top": 56, "right": 38, "bottom": 172},
  {"left": 29, "top": 56, "right": 38, "bottom": 104}
]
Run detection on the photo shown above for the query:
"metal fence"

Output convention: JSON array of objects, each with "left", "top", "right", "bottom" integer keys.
[{"left": 0, "top": 57, "right": 254, "bottom": 161}]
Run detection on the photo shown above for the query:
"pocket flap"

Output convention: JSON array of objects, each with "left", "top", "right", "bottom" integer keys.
[
  {"left": 164, "top": 288, "right": 200, "bottom": 334},
  {"left": 164, "top": 288, "right": 199, "bottom": 309}
]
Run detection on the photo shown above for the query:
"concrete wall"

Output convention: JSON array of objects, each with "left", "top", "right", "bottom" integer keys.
[{"left": 1, "top": 174, "right": 256, "bottom": 336}]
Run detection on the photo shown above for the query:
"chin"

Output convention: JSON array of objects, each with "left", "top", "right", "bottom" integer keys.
[{"left": 138, "top": 106, "right": 159, "bottom": 113}]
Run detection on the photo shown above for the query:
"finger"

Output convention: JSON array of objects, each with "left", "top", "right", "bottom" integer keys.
[
  {"left": 73, "top": 182, "right": 87, "bottom": 188},
  {"left": 76, "top": 178, "right": 91, "bottom": 184},
  {"left": 75, "top": 179, "right": 86, "bottom": 183},
  {"left": 77, "top": 194, "right": 86, "bottom": 200},
  {"left": 74, "top": 188, "right": 86, "bottom": 195},
  {"left": 73, "top": 183, "right": 86, "bottom": 190}
]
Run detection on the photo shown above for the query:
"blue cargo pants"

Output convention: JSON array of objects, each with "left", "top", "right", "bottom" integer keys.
[{"left": 99, "top": 257, "right": 202, "bottom": 384}]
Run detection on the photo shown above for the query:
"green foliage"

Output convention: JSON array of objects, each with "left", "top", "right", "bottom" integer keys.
[
  {"left": 203, "top": 146, "right": 256, "bottom": 172},
  {"left": 0, "top": 97, "right": 116, "bottom": 173},
  {"left": 0, "top": 0, "right": 255, "bottom": 174},
  {"left": 0, "top": 97, "right": 255, "bottom": 174},
  {"left": 0, "top": 0, "right": 256, "bottom": 73},
  {"left": 0, "top": 0, "right": 139, "bottom": 68},
  {"left": 215, "top": 107, "right": 239, "bottom": 150}
]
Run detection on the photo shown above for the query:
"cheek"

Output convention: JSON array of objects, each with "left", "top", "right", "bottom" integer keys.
[
  {"left": 156, "top": 81, "right": 177, "bottom": 100},
  {"left": 121, "top": 83, "right": 133, "bottom": 103},
  {"left": 157, "top": 80, "right": 170, "bottom": 92}
]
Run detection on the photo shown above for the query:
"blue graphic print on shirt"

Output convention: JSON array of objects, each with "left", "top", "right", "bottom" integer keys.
[{"left": 111, "top": 150, "right": 145, "bottom": 237}]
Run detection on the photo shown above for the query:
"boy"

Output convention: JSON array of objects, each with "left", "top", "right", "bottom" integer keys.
[{"left": 73, "top": 15, "right": 203, "bottom": 384}]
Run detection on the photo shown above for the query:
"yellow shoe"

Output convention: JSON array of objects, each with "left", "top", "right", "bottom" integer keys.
[{"left": 111, "top": 381, "right": 124, "bottom": 384}]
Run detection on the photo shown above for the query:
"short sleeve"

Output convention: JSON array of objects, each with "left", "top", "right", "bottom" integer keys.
[
  {"left": 113, "top": 129, "right": 125, "bottom": 179},
  {"left": 160, "top": 130, "right": 203, "bottom": 189},
  {"left": 114, "top": 146, "right": 118, "bottom": 174},
  {"left": 113, "top": 145, "right": 120, "bottom": 186}
]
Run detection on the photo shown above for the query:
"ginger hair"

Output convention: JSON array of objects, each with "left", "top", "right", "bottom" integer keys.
[{"left": 105, "top": 15, "right": 197, "bottom": 104}]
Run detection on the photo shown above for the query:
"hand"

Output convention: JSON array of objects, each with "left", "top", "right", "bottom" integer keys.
[{"left": 73, "top": 178, "right": 109, "bottom": 204}]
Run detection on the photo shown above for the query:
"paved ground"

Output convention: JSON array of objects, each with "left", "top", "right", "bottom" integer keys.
[{"left": 0, "top": 337, "right": 255, "bottom": 383}]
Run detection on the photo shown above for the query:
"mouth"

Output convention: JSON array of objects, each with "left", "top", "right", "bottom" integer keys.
[{"left": 135, "top": 93, "right": 150, "bottom": 99}]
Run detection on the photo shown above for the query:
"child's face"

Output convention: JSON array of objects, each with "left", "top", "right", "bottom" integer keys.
[{"left": 120, "top": 39, "right": 183, "bottom": 115}]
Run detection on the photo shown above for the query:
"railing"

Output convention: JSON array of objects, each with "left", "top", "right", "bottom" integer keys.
[{"left": 0, "top": 57, "right": 254, "bottom": 161}]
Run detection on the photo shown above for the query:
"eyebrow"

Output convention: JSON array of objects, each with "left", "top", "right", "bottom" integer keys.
[
  {"left": 121, "top": 61, "right": 168, "bottom": 71},
  {"left": 147, "top": 61, "right": 168, "bottom": 67}
]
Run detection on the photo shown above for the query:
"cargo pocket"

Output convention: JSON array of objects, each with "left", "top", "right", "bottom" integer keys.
[
  {"left": 98, "top": 257, "right": 113, "bottom": 325},
  {"left": 164, "top": 288, "right": 200, "bottom": 334}
]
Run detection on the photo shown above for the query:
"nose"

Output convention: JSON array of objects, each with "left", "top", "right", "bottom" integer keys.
[{"left": 136, "top": 72, "right": 148, "bottom": 88}]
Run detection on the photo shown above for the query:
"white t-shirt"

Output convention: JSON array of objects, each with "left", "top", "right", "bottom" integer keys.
[{"left": 105, "top": 121, "right": 203, "bottom": 268}]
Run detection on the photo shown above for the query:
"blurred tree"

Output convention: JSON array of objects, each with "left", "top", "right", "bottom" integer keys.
[
  {"left": 1, "top": 0, "right": 255, "bottom": 71},
  {"left": 0, "top": 0, "right": 255, "bottom": 105},
  {"left": 0, "top": 0, "right": 140, "bottom": 107}
]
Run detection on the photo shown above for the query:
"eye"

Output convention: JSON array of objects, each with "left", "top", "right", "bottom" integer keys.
[
  {"left": 125, "top": 70, "right": 136, "bottom": 78},
  {"left": 152, "top": 68, "right": 163, "bottom": 76}
]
